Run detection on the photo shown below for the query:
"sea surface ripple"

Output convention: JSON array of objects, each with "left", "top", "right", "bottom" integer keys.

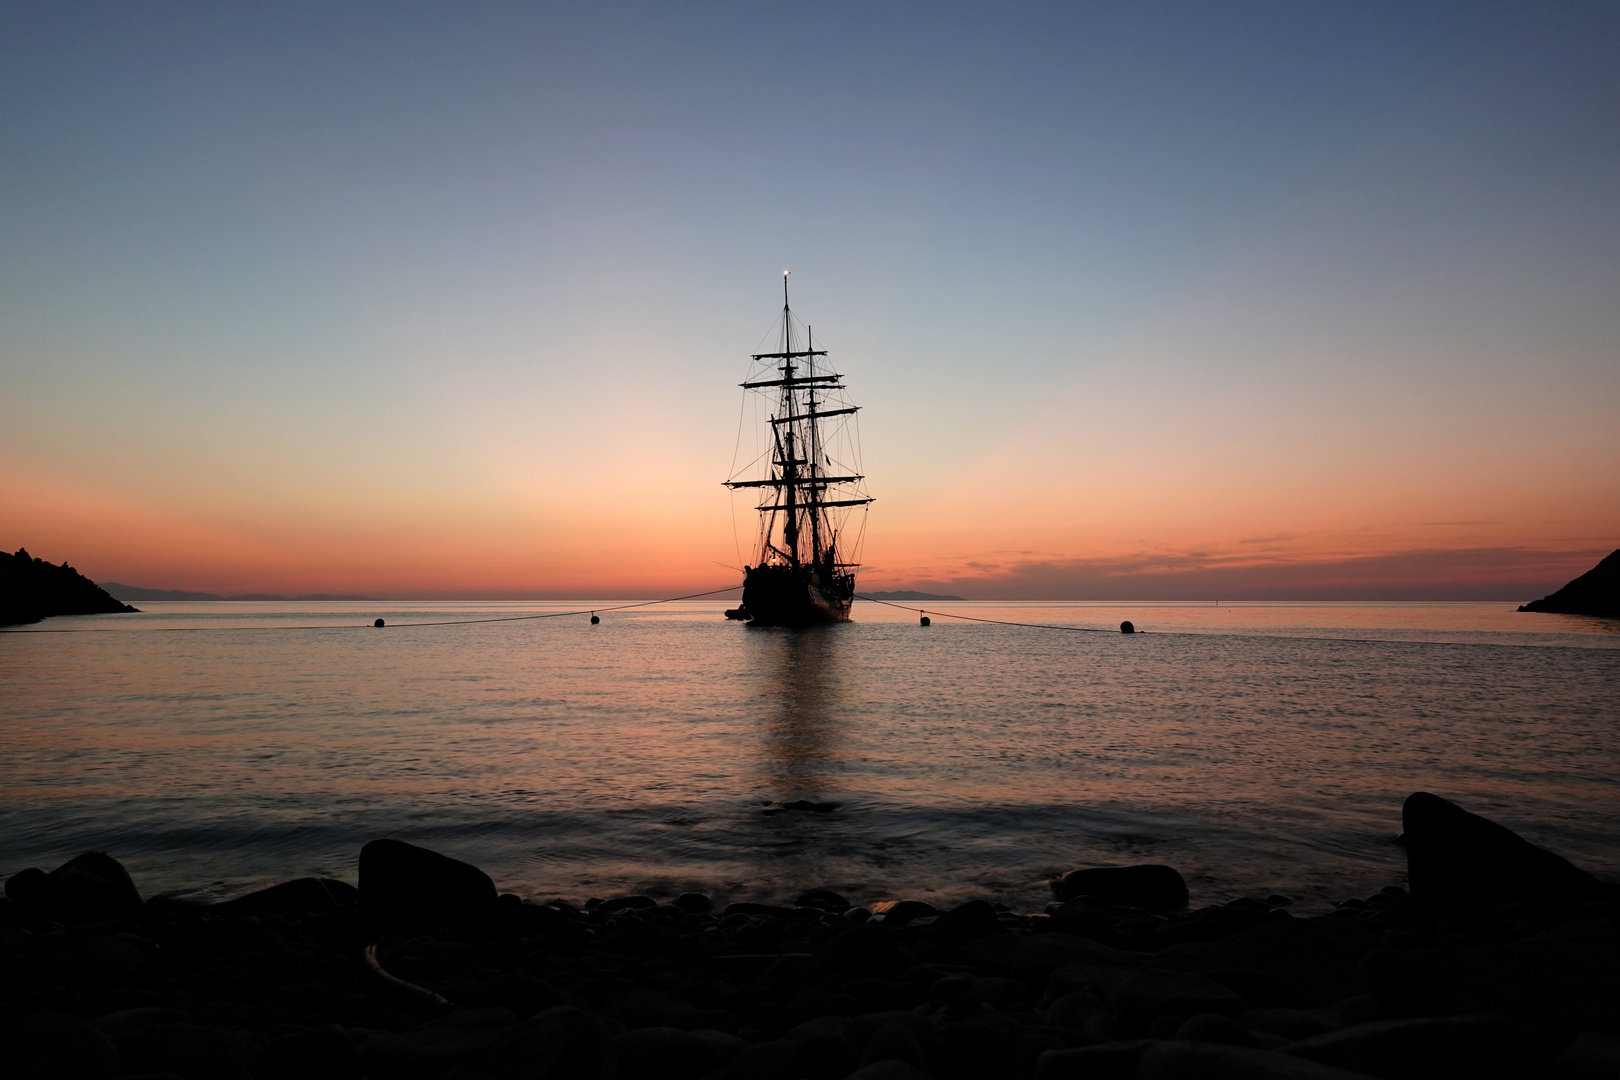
[{"left": 2, "top": 599, "right": 1616, "bottom": 911}]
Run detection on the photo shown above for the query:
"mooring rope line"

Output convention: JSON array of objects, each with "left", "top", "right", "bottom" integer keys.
[
  {"left": 853, "top": 594, "right": 1119, "bottom": 632},
  {"left": 0, "top": 585, "right": 745, "bottom": 634}
]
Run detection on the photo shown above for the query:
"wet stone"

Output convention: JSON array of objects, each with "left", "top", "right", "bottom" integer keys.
[
  {"left": 2, "top": 1013, "right": 121, "bottom": 1080},
  {"left": 714, "top": 1038, "right": 797, "bottom": 1080},
  {"left": 860, "top": 1021, "right": 928, "bottom": 1071},
  {"left": 1140, "top": 1041, "right": 1382, "bottom": 1079},
  {"left": 264, "top": 1024, "right": 361, "bottom": 1080},
  {"left": 616, "top": 1026, "right": 730, "bottom": 1080},
  {"left": 1177, "top": 1011, "right": 1269, "bottom": 1047},
  {"left": 1044, "top": 990, "right": 1107, "bottom": 1029},
  {"left": 925, "top": 1021, "right": 1019, "bottom": 1080},
  {"left": 77, "top": 934, "right": 139, "bottom": 974},
  {"left": 1115, "top": 968, "right": 1247, "bottom": 1029},
  {"left": 847, "top": 1061, "right": 933, "bottom": 1080},
  {"left": 1282, "top": 1015, "right": 1553, "bottom": 1080},
  {"left": 357, "top": 839, "right": 498, "bottom": 923},
  {"left": 796, "top": 889, "right": 851, "bottom": 912},
  {"left": 672, "top": 892, "right": 714, "bottom": 914},
  {"left": 787, "top": 1030, "right": 859, "bottom": 1080},
  {"left": 1035, "top": 1040, "right": 1153, "bottom": 1080},
  {"left": 1051, "top": 865, "right": 1189, "bottom": 911}
]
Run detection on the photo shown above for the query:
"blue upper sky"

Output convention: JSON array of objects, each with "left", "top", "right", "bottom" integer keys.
[{"left": 2, "top": 2, "right": 1616, "bottom": 596}]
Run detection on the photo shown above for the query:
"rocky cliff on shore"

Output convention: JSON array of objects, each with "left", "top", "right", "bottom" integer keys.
[
  {"left": 1519, "top": 549, "right": 1620, "bottom": 618},
  {"left": 2, "top": 793, "right": 1616, "bottom": 1079},
  {"left": 0, "top": 548, "right": 138, "bottom": 626}
]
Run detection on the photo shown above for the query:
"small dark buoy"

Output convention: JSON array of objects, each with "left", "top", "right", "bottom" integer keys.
[
  {"left": 373, "top": 618, "right": 385, "bottom": 627},
  {"left": 1120, "top": 620, "right": 1135, "bottom": 634},
  {"left": 590, "top": 613, "right": 600, "bottom": 624},
  {"left": 920, "top": 615, "right": 931, "bottom": 626}
]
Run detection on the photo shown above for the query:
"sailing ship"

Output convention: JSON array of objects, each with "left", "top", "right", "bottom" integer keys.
[{"left": 724, "top": 275, "right": 873, "bottom": 625}]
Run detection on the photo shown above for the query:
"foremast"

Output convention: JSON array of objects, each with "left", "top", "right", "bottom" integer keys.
[{"left": 725, "top": 274, "right": 872, "bottom": 585}]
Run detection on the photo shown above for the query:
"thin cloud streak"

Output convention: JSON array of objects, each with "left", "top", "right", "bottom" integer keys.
[{"left": 899, "top": 546, "right": 1605, "bottom": 602}]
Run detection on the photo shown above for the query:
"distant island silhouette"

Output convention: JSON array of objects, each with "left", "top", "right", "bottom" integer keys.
[
  {"left": 1518, "top": 548, "right": 1619, "bottom": 617},
  {"left": 1, "top": 548, "right": 138, "bottom": 626},
  {"left": 862, "top": 590, "right": 967, "bottom": 601},
  {"left": 101, "top": 583, "right": 374, "bottom": 602}
]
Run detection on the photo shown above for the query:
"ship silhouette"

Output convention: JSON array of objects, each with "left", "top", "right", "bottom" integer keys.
[{"left": 724, "top": 275, "right": 874, "bottom": 625}]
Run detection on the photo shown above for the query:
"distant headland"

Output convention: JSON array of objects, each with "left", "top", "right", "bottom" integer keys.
[
  {"left": 101, "top": 583, "right": 374, "bottom": 602},
  {"left": 1, "top": 548, "right": 138, "bottom": 626},
  {"left": 1518, "top": 549, "right": 1619, "bottom": 618},
  {"left": 862, "top": 590, "right": 967, "bottom": 601}
]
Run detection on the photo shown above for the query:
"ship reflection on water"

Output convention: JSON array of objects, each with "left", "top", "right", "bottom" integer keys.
[
  {"left": 742, "top": 624, "right": 867, "bottom": 891},
  {"left": 754, "top": 624, "right": 845, "bottom": 799}
]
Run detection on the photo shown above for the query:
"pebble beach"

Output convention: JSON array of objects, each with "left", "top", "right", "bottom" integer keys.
[{"left": 4, "top": 792, "right": 1617, "bottom": 1080}]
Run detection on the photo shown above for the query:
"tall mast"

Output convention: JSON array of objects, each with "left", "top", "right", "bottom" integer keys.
[
  {"left": 806, "top": 322, "right": 823, "bottom": 568},
  {"left": 779, "top": 272, "right": 799, "bottom": 565}
]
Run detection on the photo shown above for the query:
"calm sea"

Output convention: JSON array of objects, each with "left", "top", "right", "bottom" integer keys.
[{"left": 2, "top": 600, "right": 1616, "bottom": 912}]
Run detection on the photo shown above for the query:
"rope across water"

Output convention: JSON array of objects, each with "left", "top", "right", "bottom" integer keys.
[
  {"left": 852, "top": 594, "right": 1121, "bottom": 633},
  {"left": 1, "top": 585, "right": 745, "bottom": 633}
]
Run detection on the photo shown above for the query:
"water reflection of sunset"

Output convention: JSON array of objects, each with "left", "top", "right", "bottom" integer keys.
[{"left": 6, "top": 601, "right": 1612, "bottom": 910}]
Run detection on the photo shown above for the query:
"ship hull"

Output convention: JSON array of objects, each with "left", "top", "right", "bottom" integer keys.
[{"left": 740, "top": 564, "right": 853, "bottom": 626}]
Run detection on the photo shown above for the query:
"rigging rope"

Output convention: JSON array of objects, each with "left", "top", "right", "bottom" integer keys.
[
  {"left": 1, "top": 585, "right": 744, "bottom": 634},
  {"left": 853, "top": 594, "right": 1118, "bottom": 632}
]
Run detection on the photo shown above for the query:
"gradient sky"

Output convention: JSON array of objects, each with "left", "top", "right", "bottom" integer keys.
[{"left": 2, "top": 2, "right": 1616, "bottom": 598}]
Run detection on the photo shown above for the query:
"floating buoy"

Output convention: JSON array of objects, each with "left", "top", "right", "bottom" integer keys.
[
  {"left": 373, "top": 618, "right": 385, "bottom": 627},
  {"left": 920, "top": 615, "right": 931, "bottom": 627},
  {"left": 590, "top": 613, "right": 600, "bottom": 625},
  {"left": 1120, "top": 620, "right": 1135, "bottom": 634}
]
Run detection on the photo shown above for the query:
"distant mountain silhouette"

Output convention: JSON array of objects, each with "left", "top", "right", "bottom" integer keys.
[
  {"left": 101, "top": 582, "right": 372, "bottom": 602},
  {"left": 101, "top": 583, "right": 225, "bottom": 601},
  {"left": 2, "top": 549, "right": 139, "bottom": 626},
  {"left": 862, "top": 590, "right": 967, "bottom": 601},
  {"left": 1518, "top": 549, "right": 1619, "bottom": 617}
]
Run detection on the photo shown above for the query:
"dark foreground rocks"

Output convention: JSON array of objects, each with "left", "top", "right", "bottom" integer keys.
[
  {"left": 1518, "top": 549, "right": 1620, "bottom": 618},
  {"left": 2, "top": 798, "right": 1616, "bottom": 1080}
]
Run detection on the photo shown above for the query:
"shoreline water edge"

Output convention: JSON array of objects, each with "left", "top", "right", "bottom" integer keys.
[{"left": 3, "top": 793, "right": 1617, "bottom": 1079}]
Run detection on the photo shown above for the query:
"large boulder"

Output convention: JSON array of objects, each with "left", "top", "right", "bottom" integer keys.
[
  {"left": 1050, "top": 864, "right": 1188, "bottom": 910},
  {"left": 4, "top": 851, "right": 142, "bottom": 923},
  {"left": 1400, "top": 792, "right": 1607, "bottom": 898},
  {"left": 214, "top": 876, "right": 358, "bottom": 916},
  {"left": 1518, "top": 549, "right": 1620, "bottom": 617},
  {"left": 358, "top": 839, "right": 498, "bottom": 921}
]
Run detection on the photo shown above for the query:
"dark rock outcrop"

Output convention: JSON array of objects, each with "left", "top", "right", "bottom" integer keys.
[
  {"left": 1518, "top": 549, "right": 1620, "bottom": 617},
  {"left": 1051, "top": 864, "right": 1189, "bottom": 910},
  {"left": 358, "top": 838, "right": 498, "bottom": 921},
  {"left": 1401, "top": 791, "right": 1607, "bottom": 899},
  {"left": 4, "top": 851, "right": 143, "bottom": 922},
  {"left": 0, "top": 548, "right": 138, "bottom": 626}
]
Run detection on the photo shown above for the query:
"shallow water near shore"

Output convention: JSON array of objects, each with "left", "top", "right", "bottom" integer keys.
[{"left": 2, "top": 600, "right": 1617, "bottom": 912}]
